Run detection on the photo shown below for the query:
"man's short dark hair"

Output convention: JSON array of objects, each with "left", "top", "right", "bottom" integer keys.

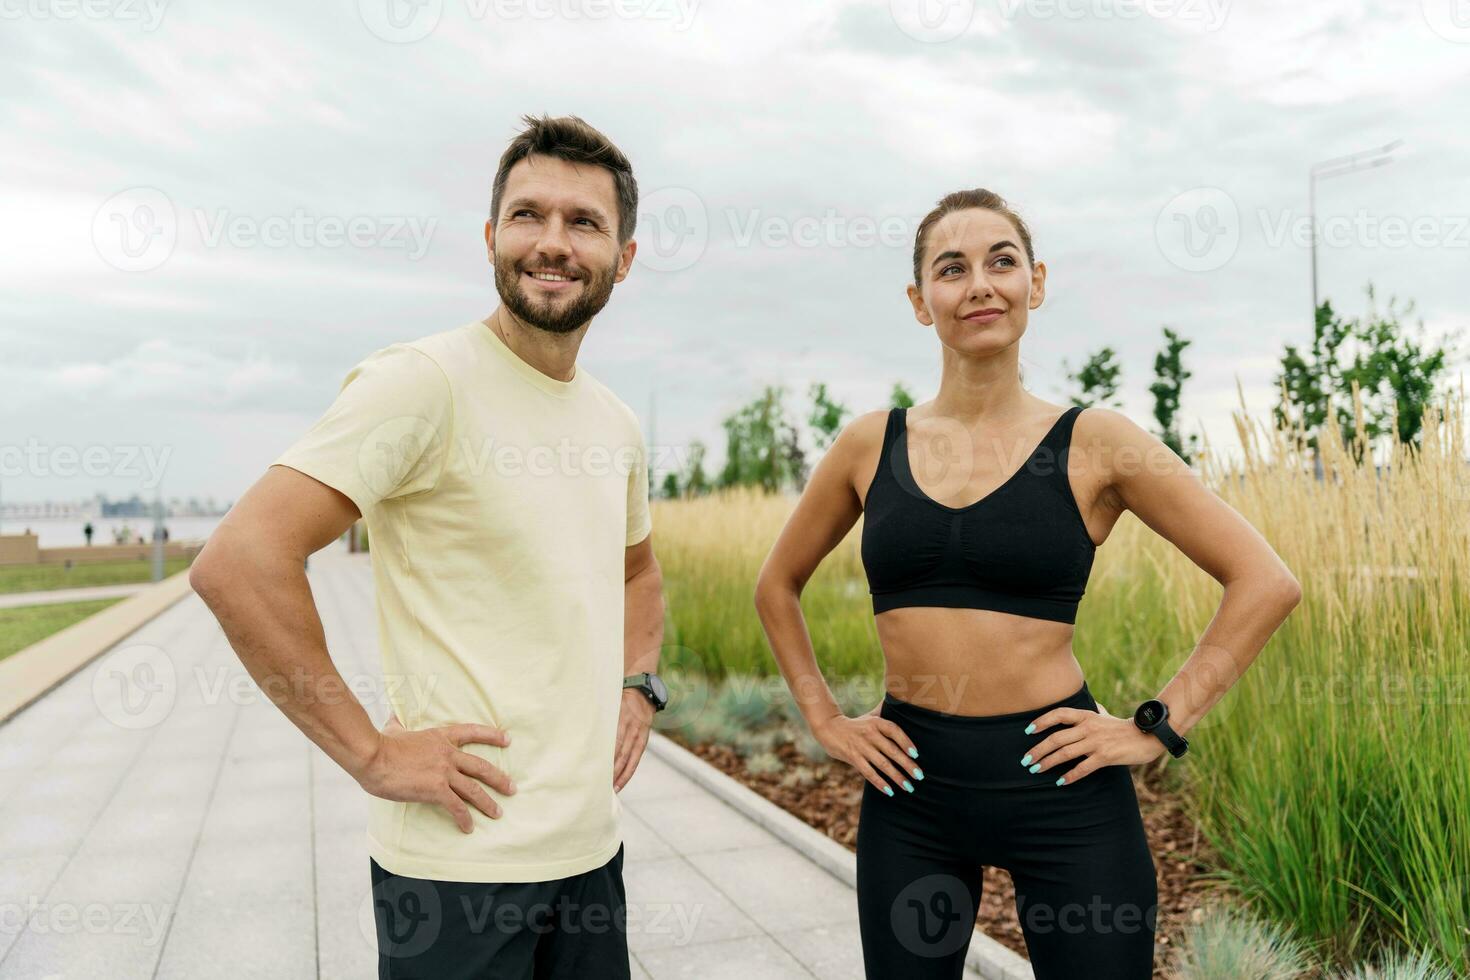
[{"left": 490, "top": 114, "right": 639, "bottom": 246}]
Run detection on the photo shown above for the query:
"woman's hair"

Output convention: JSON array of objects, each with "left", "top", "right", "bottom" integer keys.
[{"left": 911, "top": 189, "right": 1035, "bottom": 286}]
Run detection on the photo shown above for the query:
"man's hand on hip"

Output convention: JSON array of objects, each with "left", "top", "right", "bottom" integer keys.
[
  {"left": 354, "top": 714, "right": 516, "bottom": 834},
  {"left": 614, "top": 688, "right": 655, "bottom": 792}
]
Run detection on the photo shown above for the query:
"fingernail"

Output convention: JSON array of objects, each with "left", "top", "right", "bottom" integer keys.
[
  {"left": 1024, "top": 723, "right": 1035, "bottom": 734},
  {"left": 913, "top": 768, "right": 924, "bottom": 780},
  {"left": 1056, "top": 776, "right": 1066, "bottom": 786},
  {"left": 908, "top": 747, "right": 919, "bottom": 759},
  {"left": 883, "top": 785, "right": 894, "bottom": 797},
  {"left": 1029, "top": 764, "right": 1041, "bottom": 773},
  {"left": 902, "top": 780, "right": 914, "bottom": 793},
  {"left": 1020, "top": 754, "right": 1033, "bottom": 766}
]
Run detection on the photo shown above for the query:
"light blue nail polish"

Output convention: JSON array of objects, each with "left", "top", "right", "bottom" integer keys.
[
  {"left": 913, "top": 768, "right": 924, "bottom": 780},
  {"left": 1029, "top": 763, "right": 1041, "bottom": 774},
  {"left": 908, "top": 747, "right": 919, "bottom": 759},
  {"left": 883, "top": 785, "right": 894, "bottom": 797},
  {"left": 1024, "top": 723, "right": 1035, "bottom": 734},
  {"left": 903, "top": 780, "right": 914, "bottom": 793},
  {"left": 1020, "top": 754, "right": 1033, "bottom": 766},
  {"left": 1056, "top": 776, "right": 1066, "bottom": 786}
]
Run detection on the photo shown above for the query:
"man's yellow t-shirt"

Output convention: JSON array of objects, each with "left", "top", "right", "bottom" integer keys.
[{"left": 272, "top": 318, "right": 651, "bottom": 883}]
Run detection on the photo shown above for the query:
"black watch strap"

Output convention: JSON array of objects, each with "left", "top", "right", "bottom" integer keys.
[
  {"left": 1151, "top": 718, "right": 1189, "bottom": 758},
  {"left": 623, "top": 672, "right": 666, "bottom": 711}
]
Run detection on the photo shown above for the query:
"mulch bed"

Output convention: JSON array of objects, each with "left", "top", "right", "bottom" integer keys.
[{"left": 662, "top": 733, "right": 1235, "bottom": 978}]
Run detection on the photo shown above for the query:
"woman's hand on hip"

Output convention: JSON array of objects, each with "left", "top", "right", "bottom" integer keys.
[
  {"left": 1021, "top": 701, "right": 1166, "bottom": 785},
  {"left": 812, "top": 706, "right": 923, "bottom": 795}
]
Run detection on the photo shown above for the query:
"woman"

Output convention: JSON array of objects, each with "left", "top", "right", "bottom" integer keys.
[{"left": 752, "top": 188, "right": 1302, "bottom": 979}]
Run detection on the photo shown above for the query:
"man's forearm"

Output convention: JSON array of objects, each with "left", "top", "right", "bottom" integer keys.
[
  {"left": 624, "top": 562, "right": 663, "bottom": 676},
  {"left": 192, "top": 541, "right": 380, "bottom": 781}
]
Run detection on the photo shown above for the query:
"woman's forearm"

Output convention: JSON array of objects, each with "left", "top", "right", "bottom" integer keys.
[
  {"left": 1154, "top": 572, "right": 1302, "bottom": 738},
  {"left": 754, "top": 576, "right": 844, "bottom": 732}
]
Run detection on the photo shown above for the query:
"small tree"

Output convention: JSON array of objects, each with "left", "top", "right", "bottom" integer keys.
[
  {"left": 1065, "top": 348, "right": 1123, "bottom": 408},
  {"left": 1276, "top": 298, "right": 1352, "bottom": 457},
  {"left": 1149, "top": 326, "right": 1201, "bottom": 462},
  {"left": 808, "top": 382, "right": 849, "bottom": 450},
  {"left": 718, "top": 386, "right": 807, "bottom": 492},
  {"left": 1276, "top": 285, "right": 1459, "bottom": 464},
  {"left": 681, "top": 439, "right": 710, "bottom": 497},
  {"left": 1338, "top": 285, "right": 1455, "bottom": 449},
  {"left": 890, "top": 382, "right": 915, "bottom": 409}
]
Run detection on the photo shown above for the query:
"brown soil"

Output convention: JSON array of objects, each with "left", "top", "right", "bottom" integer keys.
[{"left": 663, "top": 733, "right": 1236, "bottom": 979}]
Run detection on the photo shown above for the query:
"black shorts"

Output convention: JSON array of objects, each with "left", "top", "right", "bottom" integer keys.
[{"left": 369, "top": 842, "right": 632, "bottom": 980}]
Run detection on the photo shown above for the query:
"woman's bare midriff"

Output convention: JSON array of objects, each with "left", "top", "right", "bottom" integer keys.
[{"left": 875, "top": 605, "right": 1086, "bottom": 716}]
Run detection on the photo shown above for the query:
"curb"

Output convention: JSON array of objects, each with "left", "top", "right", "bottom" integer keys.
[
  {"left": 0, "top": 570, "right": 196, "bottom": 725},
  {"left": 646, "top": 731, "right": 1036, "bottom": 980}
]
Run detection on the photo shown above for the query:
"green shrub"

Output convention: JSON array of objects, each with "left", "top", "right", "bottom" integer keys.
[
  {"left": 714, "top": 675, "right": 780, "bottom": 728},
  {"left": 1337, "top": 948, "right": 1464, "bottom": 980},
  {"left": 746, "top": 751, "right": 784, "bottom": 776},
  {"left": 1168, "top": 901, "right": 1314, "bottom": 980},
  {"left": 731, "top": 728, "right": 781, "bottom": 759}
]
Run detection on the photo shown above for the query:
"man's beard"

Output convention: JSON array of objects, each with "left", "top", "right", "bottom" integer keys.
[{"left": 494, "top": 253, "right": 618, "bottom": 335}]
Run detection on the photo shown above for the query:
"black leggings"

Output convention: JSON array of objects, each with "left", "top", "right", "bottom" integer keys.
[{"left": 855, "top": 680, "right": 1157, "bottom": 979}]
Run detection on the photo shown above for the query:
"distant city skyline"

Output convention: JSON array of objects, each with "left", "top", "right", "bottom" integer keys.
[{"left": 0, "top": 492, "right": 232, "bottom": 519}]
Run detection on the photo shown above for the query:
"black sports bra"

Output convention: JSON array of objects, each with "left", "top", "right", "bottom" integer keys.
[{"left": 859, "top": 405, "right": 1098, "bottom": 624}]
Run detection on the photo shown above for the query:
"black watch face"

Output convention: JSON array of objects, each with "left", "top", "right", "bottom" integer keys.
[
  {"left": 648, "top": 674, "right": 668, "bottom": 704},
  {"left": 1135, "top": 699, "right": 1166, "bottom": 729}
]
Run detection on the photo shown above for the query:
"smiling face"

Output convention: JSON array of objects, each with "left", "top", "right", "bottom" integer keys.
[
  {"left": 907, "top": 207, "right": 1046, "bottom": 354},
  {"left": 486, "top": 153, "right": 637, "bottom": 334}
]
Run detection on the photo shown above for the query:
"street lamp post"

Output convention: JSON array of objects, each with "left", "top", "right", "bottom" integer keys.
[{"left": 1309, "top": 139, "right": 1403, "bottom": 323}]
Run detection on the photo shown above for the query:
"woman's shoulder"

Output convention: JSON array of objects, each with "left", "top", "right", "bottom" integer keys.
[{"left": 829, "top": 407, "right": 894, "bottom": 458}]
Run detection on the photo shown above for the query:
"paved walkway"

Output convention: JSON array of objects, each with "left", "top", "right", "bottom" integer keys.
[
  {"left": 0, "top": 582, "right": 150, "bottom": 610},
  {"left": 0, "top": 545, "right": 986, "bottom": 979}
]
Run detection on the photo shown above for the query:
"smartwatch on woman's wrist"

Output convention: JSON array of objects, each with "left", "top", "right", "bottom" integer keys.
[{"left": 1132, "top": 698, "right": 1189, "bottom": 758}]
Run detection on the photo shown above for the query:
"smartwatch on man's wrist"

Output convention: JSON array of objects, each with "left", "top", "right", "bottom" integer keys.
[
  {"left": 1132, "top": 698, "right": 1189, "bottom": 758},
  {"left": 623, "top": 672, "right": 668, "bottom": 712}
]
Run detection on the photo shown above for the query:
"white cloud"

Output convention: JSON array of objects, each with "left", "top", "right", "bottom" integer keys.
[
  {"left": 25, "top": 338, "right": 304, "bottom": 412},
  {"left": 2, "top": 0, "right": 1466, "bottom": 502}
]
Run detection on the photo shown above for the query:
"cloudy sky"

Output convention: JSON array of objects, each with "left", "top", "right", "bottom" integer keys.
[{"left": 3, "top": 0, "right": 1467, "bottom": 507}]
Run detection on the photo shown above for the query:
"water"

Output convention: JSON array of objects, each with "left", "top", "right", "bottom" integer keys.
[{"left": 0, "top": 516, "right": 223, "bottom": 548}]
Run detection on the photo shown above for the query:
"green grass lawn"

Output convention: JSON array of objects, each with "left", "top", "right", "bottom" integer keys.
[
  {"left": 0, "top": 598, "right": 127, "bottom": 662},
  {"left": 0, "top": 557, "right": 194, "bottom": 596}
]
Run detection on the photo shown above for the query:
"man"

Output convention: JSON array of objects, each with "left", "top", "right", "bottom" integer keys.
[{"left": 189, "top": 114, "right": 666, "bottom": 979}]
